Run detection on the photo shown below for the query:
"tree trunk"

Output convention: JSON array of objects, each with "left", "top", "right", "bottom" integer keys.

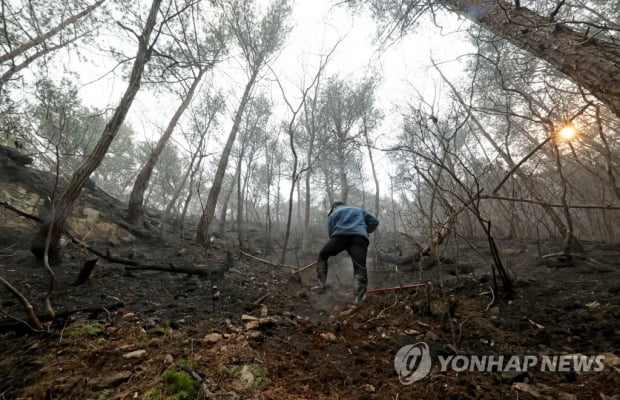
[
  {"left": 236, "top": 156, "right": 244, "bottom": 248},
  {"left": 301, "top": 168, "right": 312, "bottom": 251},
  {"left": 390, "top": 176, "right": 397, "bottom": 232},
  {"left": 179, "top": 169, "right": 202, "bottom": 236},
  {"left": 196, "top": 67, "right": 259, "bottom": 246},
  {"left": 301, "top": 109, "right": 315, "bottom": 252},
  {"left": 280, "top": 123, "right": 298, "bottom": 265},
  {"left": 443, "top": 0, "right": 620, "bottom": 118},
  {"left": 275, "top": 162, "right": 282, "bottom": 226},
  {"left": 30, "top": 0, "right": 162, "bottom": 260},
  {"left": 363, "top": 126, "right": 380, "bottom": 217},
  {"left": 264, "top": 144, "right": 274, "bottom": 254},
  {"left": 163, "top": 138, "right": 203, "bottom": 222},
  {"left": 551, "top": 138, "right": 581, "bottom": 253},
  {"left": 338, "top": 147, "right": 349, "bottom": 202},
  {"left": 323, "top": 163, "right": 335, "bottom": 205},
  {"left": 218, "top": 177, "right": 237, "bottom": 235},
  {"left": 128, "top": 67, "right": 205, "bottom": 223}
]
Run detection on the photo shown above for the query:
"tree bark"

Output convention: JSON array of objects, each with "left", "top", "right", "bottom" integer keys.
[
  {"left": 363, "top": 125, "right": 380, "bottom": 217},
  {"left": 163, "top": 136, "right": 204, "bottom": 222},
  {"left": 264, "top": 143, "right": 274, "bottom": 254},
  {"left": 337, "top": 145, "right": 349, "bottom": 202},
  {"left": 236, "top": 144, "right": 247, "bottom": 248},
  {"left": 217, "top": 176, "right": 237, "bottom": 235},
  {"left": 127, "top": 67, "right": 206, "bottom": 223},
  {"left": 301, "top": 111, "right": 316, "bottom": 251},
  {"left": 280, "top": 119, "right": 299, "bottom": 264},
  {"left": 30, "top": 0, "right": 162, "bottom": 260},
  {"left": 443, "top": 0, "right": 620, "bottom": 118},
  {"left": 196, "top": 67, "right": 259, "bottom": 246}
]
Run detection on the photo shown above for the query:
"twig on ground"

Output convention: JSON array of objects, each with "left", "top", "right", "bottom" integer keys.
[
  {"left": 367, "top": 294, "right": 411, "bottom": 323},
  {"left": 458, "top": 286, "right": 495, "bottom": 344},
  {"left": 253, "top": 293, "right": 270, "bottom": 305},
  {"left": 239, "top": 250, "right": 300, "bottom": 271},
  {"left": 0, "top": 275, "right": 44, "bottom": 331},
  {"left": 178, "top": 363, "right": 215, "bottom": 399},
  {"left": 0, "top": 243, "right": 18, "bottom": 256},
  {"left": 292, "top": 261, "right": 317, "bottom": 275}
]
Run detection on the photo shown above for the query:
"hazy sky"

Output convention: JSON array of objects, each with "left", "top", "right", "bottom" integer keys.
[{"left": 74, "top": 0, "right": 473, "bottom": 184}]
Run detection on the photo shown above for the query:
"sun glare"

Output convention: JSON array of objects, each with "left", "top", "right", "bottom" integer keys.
[{"left": 558, "top": 125, "right": 577, "bottom": 140}]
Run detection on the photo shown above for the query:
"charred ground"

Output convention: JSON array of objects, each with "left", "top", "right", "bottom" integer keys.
[{"left": 1, "top": 156, "right": 619, "bottom": 399}]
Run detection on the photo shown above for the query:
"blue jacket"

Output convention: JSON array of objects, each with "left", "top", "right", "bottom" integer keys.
[{"left": 327, "top": 206, "right": 379, "bottom": 238}]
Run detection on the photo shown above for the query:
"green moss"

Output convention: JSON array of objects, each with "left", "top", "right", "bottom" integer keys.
[
  {"left": 63, "top": 321, "right": 104, "bottom": 337},
  {"left": 97, "top": 389, "right": 113, "bottom": 400},
  {"left": 246, "top": 363, "right": 269, "bottom": 387},
  {"left": 148, "top": 320, "right": 172, "bottom": 337},
  {"left": 147, "top": 337, "right": 163, "bottom": 347},
  {"left": 219, "top": 364, "right": 241, "bottom": 377},
  {"left": 143, "top": 387, "right": 160, "bottom": 400},
  {"left": 161, "top": 369, "right": 197, "bottom": 400},
  {"left": 219, "top": 363, "right": 269, "bottom": 388}
]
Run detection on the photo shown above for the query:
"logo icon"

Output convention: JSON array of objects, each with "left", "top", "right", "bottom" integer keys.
[{"left": 394, "top": 342, "right": 432, "bottom": 384}]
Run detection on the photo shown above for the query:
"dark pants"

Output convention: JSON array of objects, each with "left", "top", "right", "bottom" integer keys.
[{"left": 316, "top": 235, "right": 369, "bottom": 289}]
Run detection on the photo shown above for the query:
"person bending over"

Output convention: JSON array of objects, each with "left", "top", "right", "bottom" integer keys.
[{"left": 312, "top": 201, "right": 379, "bottom": 304}]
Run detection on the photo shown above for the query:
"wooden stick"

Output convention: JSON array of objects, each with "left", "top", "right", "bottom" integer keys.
[
  {"left": 0, "top": 275, "right": 44, "bottom": 331},
  {"left": 72, "top": 258, "right": 98, "bottom": 286},
  {"left": 253, "top": 293, "right": 270, "bottom": 305},
  {"left": 239, "top": 250, "right": 299, "bottom": 271},
  {"left": 293, "top": 261, "right": 317, "bottom": 275},
  {"left": 365, "top": 283, "right": 428, "bottom": 294}
]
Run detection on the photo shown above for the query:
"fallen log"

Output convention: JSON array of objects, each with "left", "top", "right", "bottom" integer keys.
[{"left": 124, "top": 263, "right": 227, "bottom": 279}]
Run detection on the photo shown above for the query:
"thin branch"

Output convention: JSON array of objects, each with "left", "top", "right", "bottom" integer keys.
[
  {"left": 0, "top": 275, "right": 44, "bottom": 331},
  {"left": 239, "top": 250, "right": 300, "bottom": 271},
  {"left": 480, "top": 194, "right": 620, "bottom": 210},
  {"left": 549, "top": 0, "right": 566, "bottom": 22}
]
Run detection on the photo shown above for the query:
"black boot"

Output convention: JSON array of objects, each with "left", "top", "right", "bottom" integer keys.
[
  {"left": 311, "top": 260, "right": 327, "bottom": 292},
  {"left": 354, "top": 283, "right": 367, "bottom": 304}
]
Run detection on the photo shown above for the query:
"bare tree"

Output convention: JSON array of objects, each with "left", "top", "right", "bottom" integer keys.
[
  {"left": 318, "top": 76, "right": 369, "bottom": 202},
  {"left": 435, "top": 62, "right": 584, "bottom": 251},
  {"left": 30, "top": 0, "right": 164, "bottom": 260},
  {"left": 127, "top": 1, "right": 227, "bottom": 223},
  {"left": 271, "top": 47, "right": 336, "bottom": 263},
  {"left": 163, "top": 91, "right": 225, "bottom": 223},
  {"left": 196, "top": 0, "right": 291, "bottom": 247},
  {"left": 358, "top": 78, "right": 383, "bottom": 217},
  {"left": 233, "top": 95, "right": 270, "bottom": 247}
]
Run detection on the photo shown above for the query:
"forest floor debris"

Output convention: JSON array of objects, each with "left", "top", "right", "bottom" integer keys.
[{"left": 1, "top": 223, "right": 619, "bottom": 399}]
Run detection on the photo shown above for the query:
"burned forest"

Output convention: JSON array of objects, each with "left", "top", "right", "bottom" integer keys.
[{"left": 1, "top": 0, "right": 620, "bottom": 399}]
